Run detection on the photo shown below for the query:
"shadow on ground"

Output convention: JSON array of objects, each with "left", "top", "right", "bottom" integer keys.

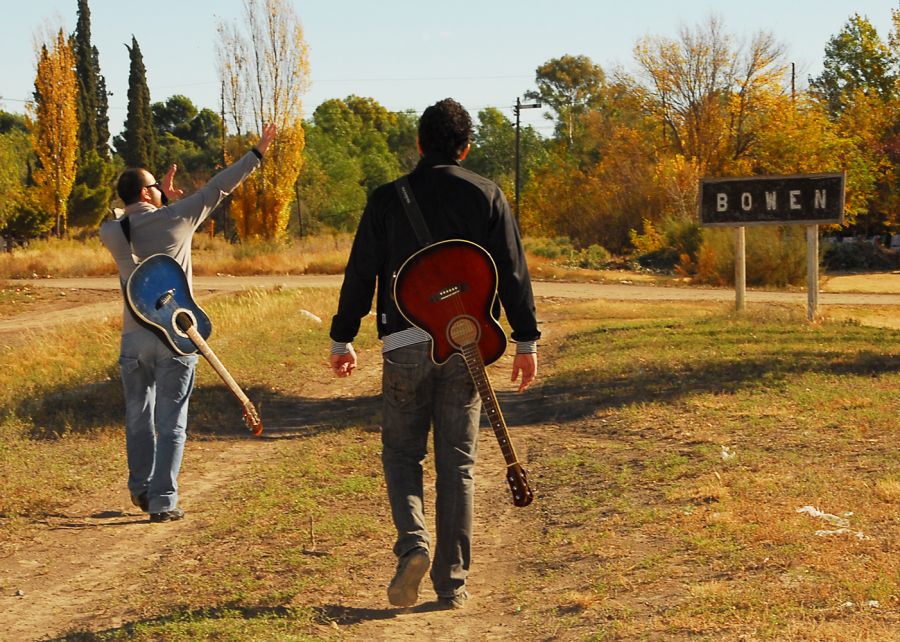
[
  {"left": 49, "top": 601, "right": 442, "bottom": 641},
  {"left": 9, "top": 343, "right": 898, "bottom": 440}
]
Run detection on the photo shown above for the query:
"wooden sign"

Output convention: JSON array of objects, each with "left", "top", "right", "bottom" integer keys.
[{"left": 699, "top": 173, "right": 845, "bottom": 227}]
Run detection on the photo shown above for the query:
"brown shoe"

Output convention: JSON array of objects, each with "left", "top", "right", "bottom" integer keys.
[{"left": 387, "top": 548, "right": 429, "bottom": 607}]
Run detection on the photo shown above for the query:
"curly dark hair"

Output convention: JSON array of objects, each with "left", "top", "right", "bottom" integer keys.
[{"left": 417, "top": 98, "right": 473, "bottom": 159}]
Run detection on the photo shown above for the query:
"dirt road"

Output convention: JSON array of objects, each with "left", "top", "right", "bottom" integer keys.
[{"left": 3, "top": 274, "right": 899, "bottom": 335}]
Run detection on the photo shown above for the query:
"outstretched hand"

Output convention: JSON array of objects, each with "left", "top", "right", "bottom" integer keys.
[
  {"left": 256, "top": 122, "right": 277, "bottom": 156},
  {"left": 160, "top": 164, "right": 184, "bottom": 201}
]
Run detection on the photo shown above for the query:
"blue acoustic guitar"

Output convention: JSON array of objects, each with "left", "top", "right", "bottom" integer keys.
[
  {"left": 393, "top": 239, "right": 533, "bottom": 507},
  {"left": 126, "top": 254, "right": 263, "bottom": 435}
]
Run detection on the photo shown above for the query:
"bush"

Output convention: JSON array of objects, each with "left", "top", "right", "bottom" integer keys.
[
  {"left": 694, "top": 226, "right": 808, "bottom": 287},
  {"left": 571, "top": 244, "right": 612, "bottom": 270},
  {"left": 523, "top": 236, "right": 613, "bottom": 270},
  {"left": 523, "top": 236, "right": 576, "bottom": 260},
  {"left": 822, "top": 240, "right": 900, "bottom": 271},
  {"left": 630, "top": 216, "right": 703, "bottom": 274}
]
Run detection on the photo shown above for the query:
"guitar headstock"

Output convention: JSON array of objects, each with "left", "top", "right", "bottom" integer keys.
[
  {"left": 242, "top": 402, "right": 264, "bottom": 436},
  {"left": 506, "top": 462, "right": 534, "bottom": 507}
]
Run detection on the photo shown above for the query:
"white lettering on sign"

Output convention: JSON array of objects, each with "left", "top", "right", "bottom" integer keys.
[
  {"left": 741, "top": 193, "right": 752, "bottom": 211},
  {"left": 814, "top": 189, "right": 827, "bottom": 209},
  {"left": 789, "top": 190, "right": 802, "bottom": 209},
  {"left": 765, "top": 191, "right": 777, "bottom": 210},
  {"left": 717, "top": 193, "right": 728, "bottom": 211}
]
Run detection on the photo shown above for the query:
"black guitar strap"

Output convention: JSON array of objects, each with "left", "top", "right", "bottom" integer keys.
[
  {"left": 394, "top": 176, "right": 433, "bottom": 247},
  {"left": 120, "top": 215, "right": 132, "bottom": 244}
]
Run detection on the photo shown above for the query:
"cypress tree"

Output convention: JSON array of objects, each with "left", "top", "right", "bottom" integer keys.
[
  {"left": 117, "top": 36, "right": 156, "bottom": 170},
  {"left": 94, "top": 45, "right": 110, "bottom": 157},
  {"left": 73, "top": 0, "right": 97, "bottom": 160}
]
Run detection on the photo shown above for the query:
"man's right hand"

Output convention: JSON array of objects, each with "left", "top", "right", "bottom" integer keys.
[
  {"left": 330, "top": 344, "right": 357, "bottom": 377},
  {"left": 256, "top": 123, "right": 277, "bottom": 156}
]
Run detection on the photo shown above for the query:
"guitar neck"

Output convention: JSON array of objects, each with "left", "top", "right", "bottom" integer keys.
[
  {"left": 182, "top": 324, "right": 251, "bottom": 407},
  {"left": 458, "top": 342, "right": 521, "bottom": 468}
]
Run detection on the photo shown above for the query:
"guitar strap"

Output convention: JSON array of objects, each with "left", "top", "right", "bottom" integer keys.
[{"left": 394, "top": 176, "right": 433, "bottom": 248}]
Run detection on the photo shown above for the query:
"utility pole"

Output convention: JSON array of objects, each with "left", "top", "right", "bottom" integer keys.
[{"left": 514, "top": 97, "right": 541, "bottom": 225}]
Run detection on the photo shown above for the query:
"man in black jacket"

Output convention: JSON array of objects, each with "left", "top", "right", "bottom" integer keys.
[{"left": 329, "top": 98, "right": 540, "bottom": 610}]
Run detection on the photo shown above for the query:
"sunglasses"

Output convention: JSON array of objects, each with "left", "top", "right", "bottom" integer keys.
[{"left": 145, "top": 182, "right": 169, "bottom": 206}]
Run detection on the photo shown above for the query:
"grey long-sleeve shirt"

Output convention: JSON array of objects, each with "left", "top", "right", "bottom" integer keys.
[{"left": 100, "top": 151, "right": 261, "bottom": 335}]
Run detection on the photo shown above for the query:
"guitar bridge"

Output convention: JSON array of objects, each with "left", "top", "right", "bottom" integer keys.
[{"left": 431, "top": 283, "right": 468, "bottom": 303}]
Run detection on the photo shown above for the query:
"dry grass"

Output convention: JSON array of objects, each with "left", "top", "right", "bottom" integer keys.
[
  {"left": 0, "top": 233, "right": 355, "bottom": 279},
  {"left": 1, "top": 290, "right": 897, "bottom": 639}
]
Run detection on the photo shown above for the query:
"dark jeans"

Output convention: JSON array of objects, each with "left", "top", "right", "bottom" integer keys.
[{"left": 381, "top": 342, "right": 481, "bottom": 599}]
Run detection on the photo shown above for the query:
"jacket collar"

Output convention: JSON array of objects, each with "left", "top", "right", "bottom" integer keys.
[
  {"left": 416, "top": 153, "right": 460, "bottom": 170},
  {"left": 123, "top": 202, "right": 158, "bottom": 216}
]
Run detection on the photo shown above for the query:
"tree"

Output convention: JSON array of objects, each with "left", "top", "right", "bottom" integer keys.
[
  {"left": 115, "top": 36, "right": 156, "bottom": 170},
  {"left": 297, "top": 96, "right": 405, "bottom": 231},
  {"left": 634, "top": 16, "right": 789, "bottom": 175},
  {"left": 810, "top": 13, "right": 897, "bottom": 117},
  {"left": 217, "top": 0, "right": 309, "bottom": 240},
  {"left": 525, "top": 54, "right": 606, "bottom": 145},
  {"left": 152, "top": 95, "right": 223, "bottom": 183},
  {"left": 68, "top": 0, "right": 114, "bottom": 230},
  {"left": 466, "top": 107, "right": 547, "bottom": 202},
  {"left": 29, "top": 29, "right": 79, "bottom": 237},
  {"left": 72, "top": 0, "right": 110, "bottom": 159},
  {"left": 0, "top": 117, "right": 32, "bottom": 232}
]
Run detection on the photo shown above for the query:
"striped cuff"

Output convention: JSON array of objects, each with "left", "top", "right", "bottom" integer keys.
[
  {"left": 331, "top": 340, "right": 352, "bottom": 355},
  {"left": 515, "top": 340, "right": 537, "bottom": 354}
]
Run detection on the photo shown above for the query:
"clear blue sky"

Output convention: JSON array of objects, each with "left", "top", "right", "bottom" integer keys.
[{"left": 0, "top": 0, "right": 895, "bottom": 136}]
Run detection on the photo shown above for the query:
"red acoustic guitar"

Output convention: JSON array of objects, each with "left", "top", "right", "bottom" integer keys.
[{"left": 393, "top": 239, "right": 534, "bottom": 507}]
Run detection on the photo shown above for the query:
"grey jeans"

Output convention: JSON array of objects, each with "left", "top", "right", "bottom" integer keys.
[
  {"left": 119, "top": 328, "right": 197, "bottom": 513},
  {"left": 381, "top": 342, "right": 481, "bottom": 599}
]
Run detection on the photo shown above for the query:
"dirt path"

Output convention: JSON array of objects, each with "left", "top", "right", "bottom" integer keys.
[{"left": 0, "top": 438, "right": 269, "bottom": 640}]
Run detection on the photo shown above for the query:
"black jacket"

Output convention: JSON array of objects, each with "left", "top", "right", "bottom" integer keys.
[{"left": 330, "top": 154, "right": 540, "bottom": 345}]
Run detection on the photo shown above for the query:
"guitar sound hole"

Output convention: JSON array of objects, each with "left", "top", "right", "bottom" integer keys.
[
  {"left": 174, "top": 310, "right": 196, "bottom": 336},
  {"left": 448, "top": 316, "right": 479, "bottom": 348}
]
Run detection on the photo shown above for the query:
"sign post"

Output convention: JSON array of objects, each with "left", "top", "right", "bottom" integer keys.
[
  {"left": 735, "top": 226, "right": 746, "bottom": 312},
  {"left": 807, "top": 225, "right": 819, "bottom": 321},
  {"left": 698, "top": 173, "right": 845, "bottom": 320}
]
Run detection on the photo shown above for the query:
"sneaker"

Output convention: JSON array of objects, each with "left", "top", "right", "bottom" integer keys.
[
  {"left": 436, "top": 590, "right": 468, "bottom": 610},
  {"left": 387, "top": 548, "right": 429, "bottom": 607},
  {"left": 130, "top": 492, "right": 149, "bottom": 512},
  {"left": 149, "top": 508, "right": 185, "bottom": 523}
]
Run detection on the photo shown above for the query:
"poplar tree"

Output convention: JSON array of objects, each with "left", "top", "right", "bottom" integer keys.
[
  {"left": 29, "top": 29, "right": 79, "bottom": 237},
  {"left": 116, "top": 36, "right": 156, "bottom": 170},
  {"left": 216, "top": 0, "right": 309, "bottom": 240}
]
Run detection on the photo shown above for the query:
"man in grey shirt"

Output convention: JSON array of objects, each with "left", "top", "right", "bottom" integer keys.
[{"left": 100, "top": 123, "right": 275, "bottom": 523}]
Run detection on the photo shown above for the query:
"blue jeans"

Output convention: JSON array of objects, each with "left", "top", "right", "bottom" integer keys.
[
  {"left": 381, "top": 342, "right": 481, "bottom": 599},
  {"left": 119, "top": 329, "right": 197, "bottom": 513}
]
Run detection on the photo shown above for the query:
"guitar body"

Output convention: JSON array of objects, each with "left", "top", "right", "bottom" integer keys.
[
  {"left": 394, "top": 239, "right": 533, "bottom": 507},
  {"left": 394, "top": 239, "right": 507, "bottom": 366},
  {"left": 126, "top": 254, "right": 212, "bottom": 356},
  {"left": 126, "top": 253, "right": 262, "bottom": 435}
]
